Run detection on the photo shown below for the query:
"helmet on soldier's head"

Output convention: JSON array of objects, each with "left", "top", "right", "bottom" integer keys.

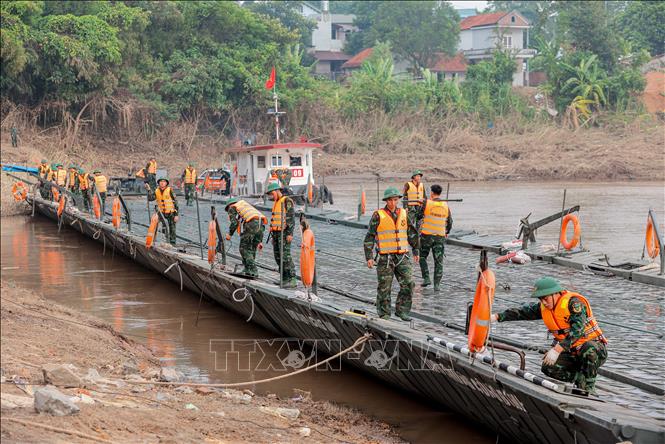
[
  {"left": 224, "top": 197, "right": 240, "bottom": 211},
  {"left": 93, "top": 169, "right": 101, "bottom": 174},
  {"left": 157, "top": 177, "right": 169, "bottom": 186},
  {"left": 188, "top": 162, "right": 195, "bottom": 167},
  {"left": 382, "top": 187, "right": 402, "bottom": 201},
  {"left": 532, "top": 277, "right": 565, "bottom": 298},
  {"left": 41, "top": 159, "right": 47, "bottom": 164},
  {"left": 265, "top": 183, "right": 281, "bottom": 194},
  {"left": 411, "top": 170, "right": 423, "bottom": 178}
]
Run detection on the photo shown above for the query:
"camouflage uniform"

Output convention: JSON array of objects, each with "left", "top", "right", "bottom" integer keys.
[
  {"left": 270, "top": 196, "right": 296, "bottom": 283},
  {"left": 497, "top": 299, "right": 608, "bottom": 391},
  {"left": 181, "top": 167, "right": 197, "bottom": 206},
  {"left": 228, "top": 207, "right": 265, "bottom": 277},
  {"left": 145, "top": 160, "right": 157, "bottom": 191},
  {"left": 415, "top": 201, "right": 453, "bottom": 287},
  {"left": 10, "top": 127, "right": 18, "bottom": 147},
  {"left": 148, "top": 187, "right": 179, "bottom": 245},
  {"left": 364, "top": 207, "right": 415, "bottom": 318}
]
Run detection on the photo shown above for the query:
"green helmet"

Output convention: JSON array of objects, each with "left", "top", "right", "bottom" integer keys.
[
  {"left": 157, "top": 177, "right": 169, "bottom": 185},
  {"left": 78, "top": 168, "right": 84, "bottom": 174},
  {"left": 41, "top": 159, "right": 47, "bottom": 163},
  {"left": 265, "top": 182, "right": 281, "bottom": 194},
  {"left": 188, "top": 162, "right": 195, "bottom": 167},
  {"left": 56, "top": 163, "right": 63, "bottom": 168},
  {"left": 225, "top": 197, "right": 240, "bottom": 211},
  {"left": 531, "top": 277, "right": 565, "bottom": 298},
  {"left": 382, "top": 187, "right": 402, "bottom": 201},
  {"left": 93, "top": 169, "right": 101, "bottom": 174},
  {"left": 411, "top": 169, "right": 423, "bottom": 178}
]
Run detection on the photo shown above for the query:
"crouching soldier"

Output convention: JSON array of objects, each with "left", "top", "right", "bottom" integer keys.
[{"left": 224, "top": 198, "right": 266, "bottom": 277}]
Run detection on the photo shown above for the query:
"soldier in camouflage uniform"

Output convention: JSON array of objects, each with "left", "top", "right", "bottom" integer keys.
[
  {"left": 364, "top": 187, "right": 417, "bottom": 321},
  {"left": 492, "top": 277, "right": 608, "bottom": 392},
  {"left": 414, "top": 184, "right": 453, "bottom": 291},
  {"left": 147, "top": 178, "right": 179, "bottom": 245},
  {"left": 403, "top": 170, "right": 426, "bottom": 252},
  {"left": 266, "top": 183, "right": 297, "bottom": 288},
  {"left": 225, "top": 198, "right": 266, "bottom": 277}
]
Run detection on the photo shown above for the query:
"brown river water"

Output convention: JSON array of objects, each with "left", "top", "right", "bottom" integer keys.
[{"left": 2, "top": 180, "right": 663, "bottom": 443}]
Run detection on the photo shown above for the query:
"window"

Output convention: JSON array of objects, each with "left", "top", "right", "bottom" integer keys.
[
  {"left": 271, "top": 155, "right": 283, "bottom": 167},
  {"left": 257, "top": 156, "right": 266, "bottom": 168},
  {"left": 289, "top": 155, "right": 302, "bottom": 166},
  {"left": 331, "top": 27, "right": 337, "bottom": 40},
  {"left": 511, "top": 16, "right": 515, "bottom": 23},
  {"left": 503, "top": 36, "right": 512, "bottom": 49}
]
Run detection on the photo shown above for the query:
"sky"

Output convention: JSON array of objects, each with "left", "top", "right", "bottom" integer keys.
[{"left": 449, "top": 1, "right": 489, "bottom": 12}]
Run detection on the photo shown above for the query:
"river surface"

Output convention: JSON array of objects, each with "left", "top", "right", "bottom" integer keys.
[{"left": 2, "top": 180, "right": 664, "bottom": 442}]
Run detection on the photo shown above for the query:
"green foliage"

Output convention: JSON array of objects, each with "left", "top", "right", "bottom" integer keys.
[
  {"left": 617, "top": 0, "right": 665, "bottom": 56},
  {"left": 245, "top": 1, "right": 317, "bottom": 50}
]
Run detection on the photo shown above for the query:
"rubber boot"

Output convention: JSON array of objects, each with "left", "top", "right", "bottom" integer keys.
[
  {"left": 283, "top": 278, "right": 297, "bottom": 289},
  {"left": 421, "top": 277, "right": 431, "bottom": 287}
]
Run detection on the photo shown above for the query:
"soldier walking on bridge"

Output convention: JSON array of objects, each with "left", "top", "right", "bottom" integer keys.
[
  {"left": 181, "top": 162, "right": 197, "bottom": 206},
  {"left": 78, "top": 168, "right": 92, "bottom": 211},
  {"left": 364, "top": 187, "right": 416, "bottom": 321},
  {"left": 225, "top": 198, "right": 266, "bottom": 277},
  {"left": 416, "top": 184, "right": 453, "bottom": 291},
  {"left": 403, "top": 170, "right": 426, "bottom": 251},
  {"left": 266, "top": 183, "right": 296, "bottom": 288},
  {"left": 147, "top": 178, "right": 179, "bottom": 245},
  {"left": 491, "top": 277, "right": 608, "bottom": 392}
]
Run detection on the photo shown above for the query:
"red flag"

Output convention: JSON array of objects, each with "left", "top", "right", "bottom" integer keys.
[{"left": 265, "top": 67, "right": 276, "bottom": 90}]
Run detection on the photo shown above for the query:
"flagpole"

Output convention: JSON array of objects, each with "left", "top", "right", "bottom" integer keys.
[{"left": 273, "top": 68, "right": 280, "bottom": 143}]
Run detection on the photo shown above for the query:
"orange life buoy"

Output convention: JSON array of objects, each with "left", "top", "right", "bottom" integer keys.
[
  {"left": 208, "top": 220, "right": 217, "bottom": 264},
  {"left": 495, "top": 251, "right": 517, "bottom": 264},
  {"left": 300, "top": 228, "right": 316, "bottom": 287},
  {"left": 646, "top": 217, "right": 661, "bottom": 259},
  {"left": 92, "top": 194, "right": 101, "bottom": 219},
  {"left": 57, "top": 195, "right": 66, "bottom": 217},
  {"left": 51, "top": 187, "right": 60, "bottom": 202},
  {"left": 560, "top": 213, "right": 581, "bottom": 250},
  {"left": 360, "top": 189, "right": 366, "bottom": 215},
  {"left": 112, "top": 197, "right": 121, "bottom": 228},
  {"left": 11, "top": 182, "right": 28, "bottom": 201},
  {"left": 146, "top": 213, "right": 159, "bottom": 248},
  {"left": 468, "top": 269, "right": 496, "bottom": 353}
]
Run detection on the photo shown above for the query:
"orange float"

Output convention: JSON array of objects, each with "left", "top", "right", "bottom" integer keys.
[
  {"left": 112, "top": 197, "right": 121, "bottom": 228},
  {"left": 11, "top": 182, "right": 28, "bottom": 201},
  {"left": 146, "top": 213, "right": 159, "bottom": 248},
  {"left": 92, "top": 194, "right": 101, "bottom": 219},
  {"left": 57, "top": 195, "right": 66, "bottom": 217},
  {"left": 646, "top": 217, "right": 661, "bottom": 259},
  {"left": 307, "top": 179, "right": 314, "bottom": 205},
  {"left": 51, "top": 186, "right": 60, "bottom": 202},
  {"left": 360, "top": 189, "right": 366, "bottom": 215},
  {"left": 300, "top": 228, "right": 316, "bottom": 287},
  {"left": 468, "top": 268, "right": 496, "bottom": 353},
  {"left": 559, "top": 214, "right": 581, "bottom": 250},
  {"left": 208, "top": 220, "right": 217, "bottom": 264}
]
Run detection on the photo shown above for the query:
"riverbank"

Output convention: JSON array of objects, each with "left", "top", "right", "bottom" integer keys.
[{"left": 0, "top": 280, "right": 403, "bottom": 443}]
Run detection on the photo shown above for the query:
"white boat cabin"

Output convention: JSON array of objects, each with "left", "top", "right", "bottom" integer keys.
[{"left": 225, "top": 142, "right": 321, "bottom": 195}]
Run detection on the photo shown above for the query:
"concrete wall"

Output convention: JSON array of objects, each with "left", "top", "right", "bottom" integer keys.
[
  {"left": 460, "top": 26, "right": 526, "bottom": 51},
  {"left": 460, "top": 30, "right": 473, "bottom": 51}
]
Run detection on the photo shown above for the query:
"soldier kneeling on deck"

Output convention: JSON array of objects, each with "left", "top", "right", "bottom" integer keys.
[{"left": 491, "top": 277, "right": 608, "bottom": 392}]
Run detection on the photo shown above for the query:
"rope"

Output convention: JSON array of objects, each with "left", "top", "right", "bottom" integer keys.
[
  {"left": 232, "top": 287, "right": 254, "bottom": 322},
  {"left": 1, "top": 417, "right": 115, "bottom": 443},
  {"left": 163, "top": 262, "right": 183, "bottom": 292},
  {"left": 115, "top": 333, "right": 372, "bottom": 389}
]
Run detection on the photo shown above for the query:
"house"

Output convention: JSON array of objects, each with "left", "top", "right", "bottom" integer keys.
[
  {"left": 459, "top": 11, "right": 536, "bottom": 86},
  {"left": 301, "top": 1, "right": 356, "bottom": 80},
  {"left": 341, "top": 48, "right": 411, "bottom": 75}
]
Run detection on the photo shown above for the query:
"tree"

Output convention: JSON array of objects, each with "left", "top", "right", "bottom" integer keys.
[
  {"left": 364, "top": 1, "right": 459, "bottom": 71},
  {"left": 245, "top": 1, "right": 317, "bottom": 50},
  {"left": 487, "top": 1, "right": 556, "bottom": 45},
  {"left": 343, "top": 0, "right": 382, "bottom": 55},
  {"left": 617, "top": 0, "right": 665, "bottom": 56}
]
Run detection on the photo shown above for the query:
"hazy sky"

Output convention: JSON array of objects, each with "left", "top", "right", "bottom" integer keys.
[{"left": 450, "top": 1, "right": 489, "bottom": 11}]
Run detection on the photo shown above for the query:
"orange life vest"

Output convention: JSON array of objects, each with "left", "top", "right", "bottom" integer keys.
[
  {"left": 147, "top": 160, "right": 157, "bottom": 174},
  {"left": 38, "top": 163, "right": 51, "bottom": 179},
  {"left": 68, "top": 169, "right": 77, "bottom": 187},
  {"left": 421, "top": 199, "right": 449, "bottom": 237},
  {"left": 55, "top": 169, "right": 67, "bottom": 186},
  {"left": 270, "top": 196, "right": 291, "bottom": 232},
  {"left": 94, "top": 175, "right": 108, "bottom": 193},
  {"left": 155, "top": 187, "right": 176, "bottom": 214},
  {"left": 184, "top": 167, "right": 197, "bottom": 184},
  {"left": 79, "top": 173, "right": 89, "bottom": 191},
  {"left": 406, "top": 181, "right": 424, "bottom": 206},
  {"left": 376, "top": 208, "right": 408, "bottom": 254},
  {"left": 231, "top": 200, "right": 267, "bottom": 225},
  {"left": 541, "top": 291, "right": 607, "bottom": 352}
]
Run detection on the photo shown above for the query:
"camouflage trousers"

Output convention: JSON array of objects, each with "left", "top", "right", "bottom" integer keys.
[
  {"left": 239, "top": 220, "right": 265, "bottom": 277},
  {"left": 419, "top": 234, "right": 445, "bottom": 286},
  {"left": 272, "top": 233, "right": 295, "bottom": 281},
  {"left": 407, "top": 208, "right": 421, "bottom": 252},
  {"left": 98, "top": 192, "right": 107, "bottom": 215},
  {"left": 160, "top": 212, "right": 177, "bottom": 245},
  {"left": 542, "top": 340, "right": 607, "bottom": 392},
  {"left": 184, "top": 183, "right": 195, "bottom": 206},
  {"left": 80, "top": 189, "right": 91, "bottom": 211},
  {"left": 376, "top": 253, "right": 414, "bottom": 318},
  {"left": 39, "top": 183, "right": 50, "bottom": 199}
]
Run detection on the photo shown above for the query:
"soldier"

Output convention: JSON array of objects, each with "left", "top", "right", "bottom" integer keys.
[
  {"left": 364, "top": 187, "right": 417, "bottom": 321},
  {"left": 10, "top": 126, "right": 18, "bottom": 147},
  {"left": 491, "top": 277, "right": 608, "bottom": 392},
  {"left": 78, "top": 168, "right": 92, "bottom": 211},
  {"left": 266, "top": 182, "right": 296, "bottom": 288},
  {"left": 146, "top": 178, "right": 179, "bottom": 245},
  {"left": 66, "top": 164, "right": 79, "bottom": 194},
  {"left": 37, "top": 160, "right": 52, "bottom": 199},
  {"left": 403, "top": 170, "right": 426, "bottom": 251},
  {"left": 92, "top": 169, "right": 108, "bottom": 212},
  {"left": 181, "top": 162, "right": 197, "bottom": 206},
  {"left": 225, "top": 198, "right": 266, "bottom": 277},
  {"left": 145, "top": 156, "right": 157, "bottom": 191},
  {"left": 53, "top": 163, "right": 67, "bottom": 187},
  {"left": 416, "top": 184, "right": 453, "bottom": 291}
]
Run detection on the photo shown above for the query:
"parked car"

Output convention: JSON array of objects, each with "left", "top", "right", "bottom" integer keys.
[{"left": 197, "top": 168, "right": 231, "bottom": 195}]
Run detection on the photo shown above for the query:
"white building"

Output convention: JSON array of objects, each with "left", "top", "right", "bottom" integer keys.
[{"left": 459, "top": 11, "right": 536, "bottom": 86}]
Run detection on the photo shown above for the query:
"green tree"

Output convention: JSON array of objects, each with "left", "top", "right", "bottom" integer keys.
[
  {"left": 617, "top": 0, "right": 665, "bottom": 56},
  {"left": 364, "top": 1, "right": 459, "bottom": 70},
  {"left": 245, "top": 1, "right": 317, "bottom": 50}
]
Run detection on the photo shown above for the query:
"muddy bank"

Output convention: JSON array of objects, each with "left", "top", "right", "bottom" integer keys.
[{"left": 0, "top": 281, "right": 402, "bottom": 443}]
